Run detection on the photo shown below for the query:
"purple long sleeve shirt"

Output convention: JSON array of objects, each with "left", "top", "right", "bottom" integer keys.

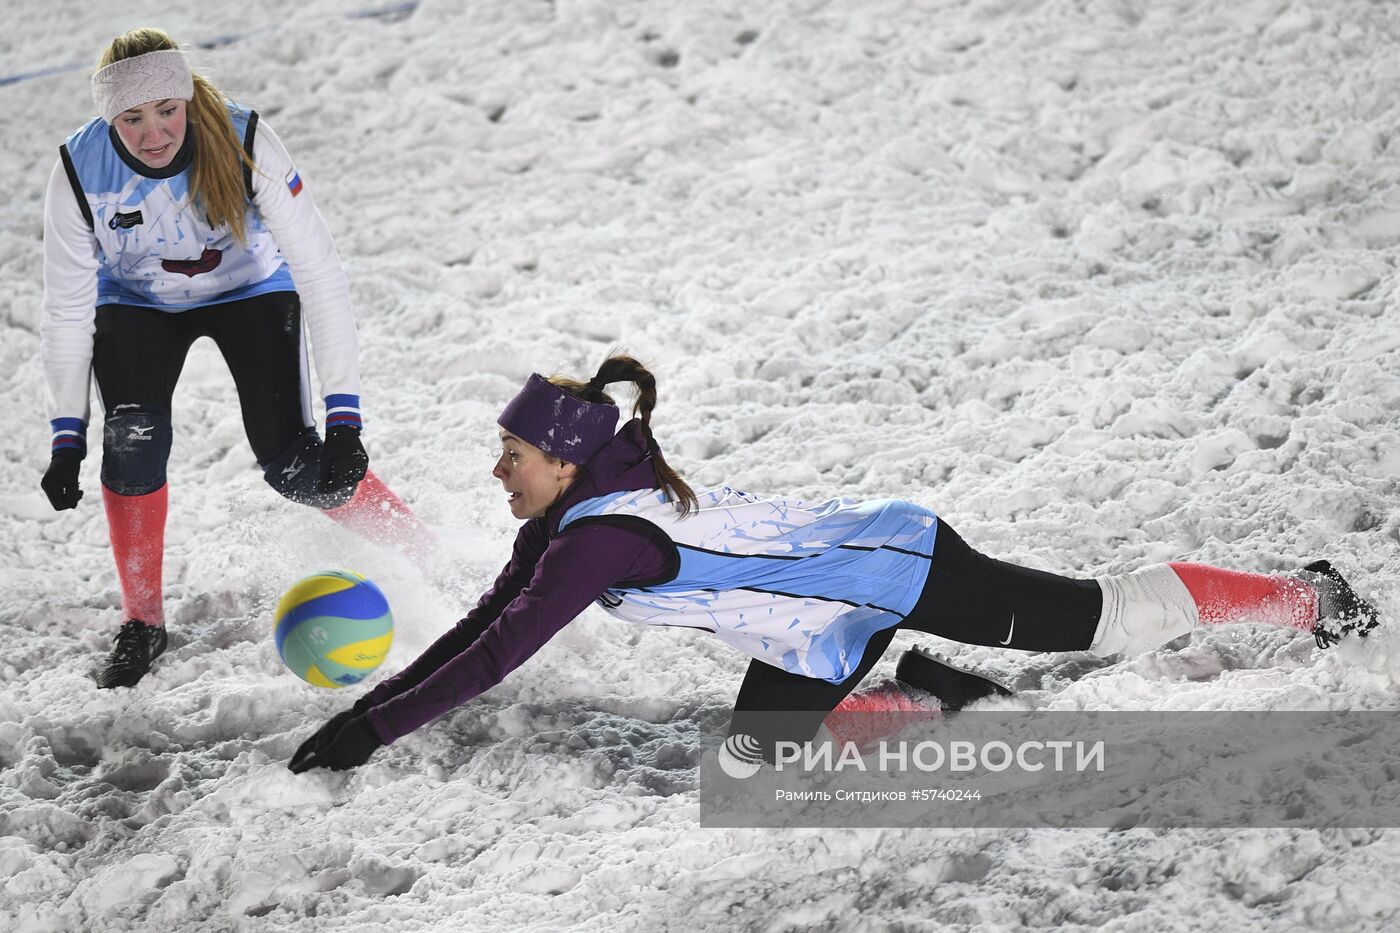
[{"left": 359, "top": 420, "right": 675, "bottom": 743}]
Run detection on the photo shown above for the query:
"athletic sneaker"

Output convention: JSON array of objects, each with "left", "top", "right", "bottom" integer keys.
[
  {"left": 895, "top": 646, "right": 1013, "bottom": 710},
  {"left": 96, "top": 620, "right": 168, "bottom": 689},
  {"left": 1300, "top": 561, "right": 1380, "bottom": 648}
]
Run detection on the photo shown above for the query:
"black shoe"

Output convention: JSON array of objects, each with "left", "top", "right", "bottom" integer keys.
[
  {"left": 1303, "top": 560, "right": 1380, "bottom": 648},
  {"left": 96, "top": 620, "right": 169, "bottom": 689},
  {"left": 895, "top": 646, "right": 1014, "bottom": 711}
]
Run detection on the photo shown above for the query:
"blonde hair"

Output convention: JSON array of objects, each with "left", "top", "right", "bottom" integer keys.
[{"left": 99, "top": 28, "right": 255, "bottom": 244}]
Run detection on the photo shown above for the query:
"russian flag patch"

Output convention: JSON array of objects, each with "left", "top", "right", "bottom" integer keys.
[{"left": 286, "top": 168, "right": 303, "bottom": 196}]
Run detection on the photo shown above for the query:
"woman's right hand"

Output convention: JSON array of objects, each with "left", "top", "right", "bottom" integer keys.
[{"left": 41, "top": 449, "right": 84, "bottom": 510}]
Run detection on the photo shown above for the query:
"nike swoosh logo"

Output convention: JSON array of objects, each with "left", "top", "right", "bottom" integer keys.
[{"left": 1000, "top": 613, "right": 1015, "bottom": 646}]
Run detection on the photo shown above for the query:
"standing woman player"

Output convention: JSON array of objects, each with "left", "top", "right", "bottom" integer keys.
[
  {"left": 39, "top": 28, "right": 430, "bottom": 689},
  {"left": 288, "top": 355, "right": 1379, "bottom": 773}
]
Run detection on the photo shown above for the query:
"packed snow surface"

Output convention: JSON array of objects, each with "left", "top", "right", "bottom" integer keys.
[{"left": 2, "top": 0, "right": 1399, "bottom": 930}]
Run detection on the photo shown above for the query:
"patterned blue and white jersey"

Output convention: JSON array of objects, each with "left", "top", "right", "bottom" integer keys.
[
  {"left": 61, "top": 108, "right": 292, "bottom": 308},
  {"left": 40, "top": 105, "right": 362, "bottom": 451},
  {"left": 559, "top": 486, "right": 939, "bottom": 682}
]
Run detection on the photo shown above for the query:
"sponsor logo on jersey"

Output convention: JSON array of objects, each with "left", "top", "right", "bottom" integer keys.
[
  {"left": 161, "top": 247, "right": 224, "bottom": 278},
  {"left": 108, "top": 210, "right": 144, "bottom": 230}
]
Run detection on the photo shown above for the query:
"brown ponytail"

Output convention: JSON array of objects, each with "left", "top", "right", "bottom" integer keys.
[
  {"left": 98, "top": 28, "right": 256, "bottom": 244},
  {"left": 549, "top": 355, "right": 698, "bottom": 516}
]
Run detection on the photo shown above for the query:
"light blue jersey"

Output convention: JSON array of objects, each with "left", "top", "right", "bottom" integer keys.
[
  {"left": 60, "top": 105, "right": 293, "bottom": 309},
  {"left": 560, "top": 487, "right": 939, "bottom": 682},
  {"left": 43, "top": 107, "right": 364, "bottom": 443}
]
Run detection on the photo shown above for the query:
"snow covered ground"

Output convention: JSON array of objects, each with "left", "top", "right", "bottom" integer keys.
[{"left": 3, "top": 0, "right": 1399, "bottom": 929}]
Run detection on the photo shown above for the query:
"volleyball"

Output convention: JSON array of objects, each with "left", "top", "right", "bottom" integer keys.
[{"left": 274, "top": 569, "right": 393, "bottom": 688}]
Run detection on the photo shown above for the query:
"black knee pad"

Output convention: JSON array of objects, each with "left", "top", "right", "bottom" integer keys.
[
  {"left": 262, "top": 431, "right": 353, "bottom": 509},
  {"left": 101, "top": 408, "right": 172, "bottom": 496}
]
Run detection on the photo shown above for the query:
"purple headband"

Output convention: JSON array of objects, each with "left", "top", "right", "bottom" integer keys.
[{"left": 498, "top": 373, "right": 619, "bottom": 464}]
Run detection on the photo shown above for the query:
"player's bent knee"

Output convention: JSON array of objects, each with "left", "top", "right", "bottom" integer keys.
[
  {"left": 1089, "top": 564, "right": 1200, "bottom": 657},
  {"left": 100, "top": 409, "right": 172, "bottom": 496},
  {"left": 262, "top": 431, "right": 353, "bottom": 509}
]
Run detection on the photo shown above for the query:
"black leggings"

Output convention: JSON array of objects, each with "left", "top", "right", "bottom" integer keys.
[
  {"left": 729, "top": 522, "right": 1101, "bottom": 745},
  {"left": 92, "top": 292, "right": 313, "bottom": 467}
]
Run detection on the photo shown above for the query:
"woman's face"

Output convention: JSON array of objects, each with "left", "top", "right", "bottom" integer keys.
[
  {"left": 113, "top": 98, "right": 188, "bottom": 169},
  {"left": 493, "top": 431, "right": 577, "bottom": 520}
]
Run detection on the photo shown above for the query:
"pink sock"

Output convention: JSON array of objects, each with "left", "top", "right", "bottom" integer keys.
[
  {"left": 103, "top": 484, "right": 167, "bottom": 626},
  {"left": 824, "top": 681, "right": 942, "bottom": 752},
  {"left": 323, "top": 470, "right": 436, "bottom": 561},
  {"left": 1168, "top": 562, "right": 1317, "bottom": 632}
]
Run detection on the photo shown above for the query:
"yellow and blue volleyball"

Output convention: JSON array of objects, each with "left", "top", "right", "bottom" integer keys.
[{"left": 274, "top": 569, "right": 393, "bottom": 688}]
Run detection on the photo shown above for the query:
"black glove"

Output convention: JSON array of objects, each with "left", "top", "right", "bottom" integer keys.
[
  {"left": 288, "top": 712, "right": 383, "bottom": 773},
  {"left": 288, "top": 708, "right": 358, "bottom": 770},
  {"left": 319, "top": 425, "right": 369, "bottom": 496},
  {"left": 41, "top": 448, "right": 84, "bottom": 510}
]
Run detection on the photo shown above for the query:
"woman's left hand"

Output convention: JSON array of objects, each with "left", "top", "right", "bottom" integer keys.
[
  {"left": 319, "top": 425, "right": 369, "bottom": 495},
  {"left": 288, "top": 713, "right": 383, "bottom": 773}
]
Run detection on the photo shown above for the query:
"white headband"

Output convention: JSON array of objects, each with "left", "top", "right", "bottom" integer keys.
[{"left": 92, "top": 49, "right": 195, "bottom": 124}]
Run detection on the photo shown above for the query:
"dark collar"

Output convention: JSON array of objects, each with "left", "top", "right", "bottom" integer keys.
[
  {"left": 545, "top": 464, "right": 593, "bottom": 536},
  {"left": 544, "top": 419, "right": 658, "bottom": 536}
]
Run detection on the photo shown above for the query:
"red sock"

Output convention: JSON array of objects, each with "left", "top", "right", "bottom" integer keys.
[
  {"left": 824, "top": 681, "right": 942, "bottom": 753},
  {"left": 323, "top": 470, "right": 436, "bottom": 561},
  {"left": 103, "top": 484, "right": 167, "bottom": 626},
  {"left": 1168, "top": 563, "right": 1317, "bottom": 632}
]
